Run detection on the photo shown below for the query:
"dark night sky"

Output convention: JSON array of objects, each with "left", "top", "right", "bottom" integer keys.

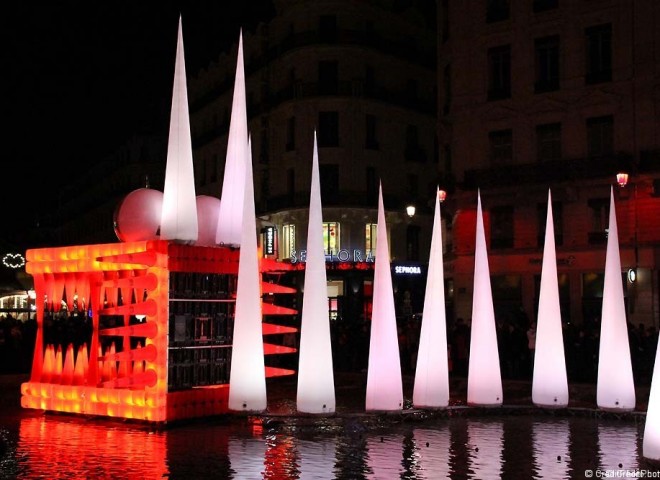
[{"left": 4, "top": 2, "right": 274, "bottom": 238}]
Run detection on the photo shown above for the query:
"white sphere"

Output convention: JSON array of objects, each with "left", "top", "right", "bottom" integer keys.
[
  {"left": 114, "top": 188, "right": 163, "bottom": 242},
  {"left": 196, "top": 195, "right": 221, "bottom": 245}
]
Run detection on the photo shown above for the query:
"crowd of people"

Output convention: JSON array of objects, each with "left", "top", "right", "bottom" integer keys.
[{"left": 1, "top": 311, "right": 658, "bottom": 387}]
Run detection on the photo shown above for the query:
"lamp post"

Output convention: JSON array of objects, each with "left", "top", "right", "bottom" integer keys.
[{"left": 615, "top": 172, "right": 639, "bottom": 313}]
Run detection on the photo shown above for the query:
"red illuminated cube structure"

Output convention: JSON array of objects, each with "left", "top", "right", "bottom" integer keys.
[{"left": 20, "top": 240, "right": 297, "bottom": 422}]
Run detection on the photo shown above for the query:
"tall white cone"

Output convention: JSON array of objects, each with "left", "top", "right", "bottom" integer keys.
[
  {"left": 413, "top": 188, "right": 449, "bottom": 408},
  {"left": 532, "top": 189, "right": 569, "bottom": 407},
  {"left": 596, "top": 186, "right": 635, "bottom": 411},
  {"left": 228, "top": 134, "right": 267, "bottom": 412},
  {"left": 216, "top": 30, "right": 249, "bottom": 247},
  {"left": 643, "top": 335, "right": 660, "bottom": 460},
  {"left": 160, "top": 15, "right": 198, "bottom": 242},
  {"left": 467, "top": 190, "right": 503, "bottom": 406},
  {"left": 365, "top": 182, "right": 403, "bottom": 411},
  {"left": 296, "top": 131, "right": 336, "bottom": 414}
]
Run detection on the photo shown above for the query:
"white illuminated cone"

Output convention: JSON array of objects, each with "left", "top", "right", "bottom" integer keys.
[
  {"left": 228, "top": 135, "right": 267, "bottom": 412},
  {"left": 413, "top": 188, "right": 449, "bottom": 408},
  {"left": 596, "top": 187, "right": 635, "bottom": 411},
  {"left": 643, "top": 335, "right": 660, "bottom": 460},
  {"left": 160, "top": 16, "right": 198, "bottom": 242},
  {"left": 365, "top": 183, "right": 403, "bottom": 411},
  {"left": 467, "top": 191, "right": 503, "bottom": 406},
  {"left": 532, "top": 189, "right": 569, "bottom": 407},
  {"left": 216, "top": 31, "right": 249, "bottom": 247},
  {"left": 296, "top": 131, "right": 336, "bottom": 414}
]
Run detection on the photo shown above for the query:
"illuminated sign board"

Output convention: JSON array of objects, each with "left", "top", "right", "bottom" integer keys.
[
  {"left": 290, "top": 249, "right": 375, "bottom": 264},
  {"left": 264, "top": 227, "right": 275, "bottom": 255}
]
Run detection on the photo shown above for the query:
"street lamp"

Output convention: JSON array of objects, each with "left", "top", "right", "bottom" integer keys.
[{"left": 406, "top": 205, "right": 416, "bottom": 218}]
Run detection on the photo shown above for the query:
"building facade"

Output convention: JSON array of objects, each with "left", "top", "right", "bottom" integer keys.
[
  {"left": 438, "top": 0, "right": 660, "bottom": 329},
  {"left": 188, "top": 0, "right": 438, "bottom": 325}
]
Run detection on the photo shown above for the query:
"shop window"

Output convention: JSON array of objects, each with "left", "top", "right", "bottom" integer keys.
[
  {"left": 282, "top": 224, "right": 295, "bottom": 259},
  {"left": 323, "top": 222, "right": 340, "bottom": 255},
  {"left": 365, "top": 223, "right": 377, "bottom": 257}
]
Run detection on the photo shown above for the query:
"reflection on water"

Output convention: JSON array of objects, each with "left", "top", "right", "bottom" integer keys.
[
  {"left": 598, "top": 423, "right": 639, "bottom": 472},
  {"left": 0, "top": 411, "right": 649, "bottom": 479},
  {"left": 467, "top": 420, "right": 503, "bottom": 479},
  {"left": 533, "top": 420, "right": 569, "bottom": 479}
]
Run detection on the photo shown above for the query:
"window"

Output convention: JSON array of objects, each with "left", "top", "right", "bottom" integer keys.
[
  {"left": 537, "top": 201, "right": 563, "bottom": 247},
  {"left": 365, "top": 223, "right": 377, "bottom": 257},
  {"left": 487, "top": 0, "right": 509, "bottom": 23},
  {"left": 286, "top": 116, "right": 295, "bottom": 151},
  {"left": 318, "top": 61, "right": 338, "bottom": 95},
  {"left": 489, "top": 129, "right": 513, "bottom": 165},
  {"left": 587, "top": 115, "right": 613, "bottom": 158},
  {"left": 533, "top": 0, "right": 558, "bottom": 13},
  {"left": 319, "top": 164, "right": 339, "bottom": 204},
  {"left": 536, "top": 123, "right": 561, "bottom": 162},
  {"left": 535, "top": 35, "right": 560, "bottom": 93},
  {"left": 318, "top": 111, "right": 339, "bottom": 147},
  {"left": 488, "top": 45, "right": 511, "bottom": 100},
  {"left": 323, "top": 222, "right": 340, "bottom": 255},
  {"left": 585, "top": 24, "right": 612, "bottom": 84},
  {"left": 490, "top": 205, "right": 514, "bottom": 249},
  {"left": 282, "top": 224, "right": 295, "bottom": 259},
  {"left": 365, "top": 115, "right": 378, "bottom": 149},
  {"left": 588, "top": 198, "right": 609, "bottom": 244}
]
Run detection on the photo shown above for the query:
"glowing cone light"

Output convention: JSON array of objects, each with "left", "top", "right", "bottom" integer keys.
[
  {"left": 216, "top": 31, "right": 249, "bottom": 247},
  {"left": 467, "top": 191, "right": 503, "bottom": 406},
  {"left": 532, "top": 189, "right": 569, "bottom": 407},
  {"left": 596, "top": 187, "right": 635, "bottom": 411},
  {"left": 296, "top": 131, "right": 336, "bottom": 414},
  {"left": 413, "top": 188, "right": 449, "bottom": 408},
  {"left": 228, "top": 135, "right": 267, "bottom": 412},
  {"left": 160, "top": 15, "right": 198, "bottom": 243},
  {"left": 643, "top": 335, "right": 660, "bottom": 460},
  {"left": 365, "top": 183, "right": 403, "bottom": 411}
]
